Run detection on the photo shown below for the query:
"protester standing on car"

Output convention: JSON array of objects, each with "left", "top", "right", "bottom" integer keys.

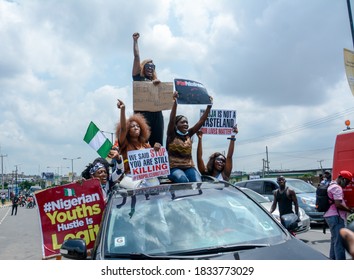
[
  {"left": 270, "top": 176, "right": 299, "bottom": 223},
  {"left": 196, "top": 125, "right": 238, "bottom": 181},
  {"left": 324, "top": 170, "right": 354, "bottom": 260},
  {"left": 166, "top": 91, "right": 212, "bottom": 183},
  {"left": 116, "top": 99, "right": 161, "bottom": 187},
  {"left": 132, "top": 32, "right": 164, "bottom": 148}
]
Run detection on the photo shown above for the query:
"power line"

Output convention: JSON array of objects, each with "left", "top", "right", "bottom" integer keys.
[{"left": 237, "top": 107, "right": 354, "bottom": 145}]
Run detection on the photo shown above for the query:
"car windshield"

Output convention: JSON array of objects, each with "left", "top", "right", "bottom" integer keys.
[
  {"left": 104, "top": 183, "right": 287, "bottom": 256},
  {"left": 285, "top": 180, "right": 316, "bottom": 194}
]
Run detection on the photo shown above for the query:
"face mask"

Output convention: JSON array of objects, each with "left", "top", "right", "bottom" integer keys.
[{"left": 176, "top": 129, "right": 188, "bottom": 136}]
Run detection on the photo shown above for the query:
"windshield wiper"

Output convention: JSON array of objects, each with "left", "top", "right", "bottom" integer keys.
[
  {"left": 171, "top": 244, "right": 270, "bottom": 256},
  {"left": 104, "top": 244, "right": 270, "bottom": 259}
]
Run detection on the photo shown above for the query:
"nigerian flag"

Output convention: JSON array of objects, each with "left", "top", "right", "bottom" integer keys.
[
  {"left": 64, "top": 188, "right": 76, "bottom": 196},
  {"left": 83, "top": 121, "right": 112, "bottom": 158}
]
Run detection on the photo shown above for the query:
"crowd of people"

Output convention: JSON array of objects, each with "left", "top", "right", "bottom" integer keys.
[
  {"left": 79, "top": 32, "right": 354, "bottom": 260},
  {"left": 82, "top": 32, "right": 238, "bottom": 195}
]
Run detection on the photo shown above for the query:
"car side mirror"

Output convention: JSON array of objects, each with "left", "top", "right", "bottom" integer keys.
[{"left": 60, "top": 238, "right": 87, "bottom": 260}]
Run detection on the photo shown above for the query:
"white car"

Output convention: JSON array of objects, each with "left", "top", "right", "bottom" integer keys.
[{"left": 240, "top": 187, "right": 310, "bottom": 234}]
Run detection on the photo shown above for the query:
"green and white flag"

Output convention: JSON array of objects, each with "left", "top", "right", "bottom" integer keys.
[
  {"left": 83, "top": 121, "right": 112, "bottom": 158},
  {"left": 64, "top": 188, "right": 76, "bottom": 197}
]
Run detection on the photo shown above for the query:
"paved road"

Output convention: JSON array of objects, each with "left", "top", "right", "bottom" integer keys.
[{"left": 0, "top": 204, "right": 43, "bottom": 260}]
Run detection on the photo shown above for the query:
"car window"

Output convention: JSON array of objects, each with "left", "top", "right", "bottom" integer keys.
[
  {"left": 286, "top": 180, "right": 316, "bottom": 193},
  {"left": 105, "top": 186, "right": 286, "bottom": 255},
  {"left": 245, "top": 181, "right": 264, "bottom": 193},
  {"left": 264, "top": 182, "right": 278, "bottom": 194}
]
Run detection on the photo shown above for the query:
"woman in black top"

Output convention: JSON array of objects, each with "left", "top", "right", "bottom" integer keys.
[{"left": 132, "top": 32, "right": 163, "bottom": 148}]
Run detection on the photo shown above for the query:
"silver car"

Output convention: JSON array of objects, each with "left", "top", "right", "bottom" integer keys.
[{"left": 239, "top": 187, "right": 310, "bottom": 234}]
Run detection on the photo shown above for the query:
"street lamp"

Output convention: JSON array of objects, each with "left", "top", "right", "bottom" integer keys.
[
  {"left": 63, "top": 157, "right": 81, "bottom": 182},
  {"left": 100, "top": 130, "right": 114, "bottom": 144}
]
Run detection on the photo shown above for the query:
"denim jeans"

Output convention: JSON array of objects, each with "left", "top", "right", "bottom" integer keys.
[
  {"left": 325, "top": 215, "right": 346, "bottom": 260},
  {"left": 168, "top": 167, "right": 202, "bottom": 183}
]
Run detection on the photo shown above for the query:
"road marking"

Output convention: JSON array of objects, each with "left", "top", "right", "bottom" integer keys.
[{"left": 0, "top": 207, "right": 11, "bottom": 225}]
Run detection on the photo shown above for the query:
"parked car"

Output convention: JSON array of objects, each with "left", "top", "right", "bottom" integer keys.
[
  {"left": 60, "top": 181, "right": 327, "bottom": 260},
  {"left": 234, "top": 178, "right": 324, "bottom": 223},
  {"left": 239, "top": 187, "right": 310, "bottom": 234}
]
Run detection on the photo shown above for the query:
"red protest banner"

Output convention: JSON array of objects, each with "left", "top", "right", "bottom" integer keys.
[{"left": 34, "top": 179, "right": 105, "bottom": 259}]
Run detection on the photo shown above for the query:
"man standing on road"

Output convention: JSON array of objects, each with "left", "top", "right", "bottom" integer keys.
[
  {"left": 324, "top": 170, "right": 354, "bottom": 260},
  {"left": 1, "top": 193, "right": 5, "bottom": 206},
  {"left": 11, "top": 194, "right": 19, "bottom": 216},
  {"left": 270, "top": 176, "right": 300, "bottom": 226}
]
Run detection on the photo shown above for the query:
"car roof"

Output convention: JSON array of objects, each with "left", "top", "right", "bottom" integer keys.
[
  {"left": 235, "top": 177, "right": 303, "bottom": 183},
  {"left": 112, "top": 181, "right": 232, "bottom": 198}
]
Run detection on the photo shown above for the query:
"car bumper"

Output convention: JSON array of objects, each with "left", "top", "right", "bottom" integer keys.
[
  {"left": 306, "top": 211, "right": 325, "bottom": 222},
  {"left": 295, "top": 219, "right": 310, "bottom": 234}
]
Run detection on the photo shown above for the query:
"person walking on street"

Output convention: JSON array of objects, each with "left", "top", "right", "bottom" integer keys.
[
  {"left": 1, "top": 193, "right": 5, "bottom": 206},
  {"left": 270, "top": 176, "right": 300, "bottom": 225},
  {"left": 324, "top": 170, "right": 354, "bottom": 260},
  {"left": 11, "top": 194, "right": 19, "bottom": 216}
]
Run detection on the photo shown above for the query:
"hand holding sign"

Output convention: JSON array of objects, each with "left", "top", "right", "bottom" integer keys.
[{"left": 174, "top": 79, "right": 212, "bottom": 105}]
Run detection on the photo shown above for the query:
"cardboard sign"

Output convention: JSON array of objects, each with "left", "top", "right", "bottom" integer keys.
[
  {"left": 200, "top": 109, "right": 237, "bottom": 135},
  {"left": 133, "top": 81, "right": 174, "bottom": 112},
  {"left": 127, "top": 147, "right": 170, "bottom": 181},
  {"left": 35, "top": 179, "right": 105, "bottom": 259},
  {"left": 174, "top": 78, "right": 212, "bottom": 104}
]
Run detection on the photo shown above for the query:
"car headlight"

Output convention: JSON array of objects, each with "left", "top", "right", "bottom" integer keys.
[
  {"left": 300, "top": 197, "right": 315, "bottom": 207},
  {"left": 298, "top": 208, "right": 305, "bottom": 219}
]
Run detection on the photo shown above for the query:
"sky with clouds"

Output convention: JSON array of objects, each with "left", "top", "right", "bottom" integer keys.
[{"left": 1, "top": 0, "right": 354, "bottom": 178}]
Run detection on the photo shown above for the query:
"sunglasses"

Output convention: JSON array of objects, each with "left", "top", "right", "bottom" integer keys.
[{"left": 144, "top": 63, "right": 155, "bottom": 70}]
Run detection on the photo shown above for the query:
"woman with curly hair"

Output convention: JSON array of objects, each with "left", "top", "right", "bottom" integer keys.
[
  {"left": 132, "top": 32, "right": 163, "bottom": 148},
  {"left": 166, "top": 92, "right": 213, "bottom": 183},
  {"left": 196, "top": 125, "right": 238, "bottom": 181},
  {"left": 116, "top": 99, "right": 161, "bottom": 187}
]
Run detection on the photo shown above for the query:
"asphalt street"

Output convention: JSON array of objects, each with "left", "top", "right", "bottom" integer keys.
[{"left": 0, "top": 203, "right": 43, "bottom": 260}]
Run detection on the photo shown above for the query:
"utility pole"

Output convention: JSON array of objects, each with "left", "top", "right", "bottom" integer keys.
[
  {"left": 265, "top": 146, "right": 270, "bottom": 175},
  {"left": 63, "top": 157, "right": 81, "bottom": 182},
  {"left": 317, "top": 160, "right": 324, "bottom": 173},
  {"left": 0, "top": 153, "right": 7, "bottom": 190},
  {"left": 101, "top": 130, "right": 114, "bottom": 144},
  {"left": 347, "top": 0, "right": 354, "bottom": 48}
]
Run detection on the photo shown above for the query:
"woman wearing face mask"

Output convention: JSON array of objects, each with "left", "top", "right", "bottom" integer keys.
[
  {"left": 196, "top": 125, "right": 238, "bottom": 181},
  {"left": 132, "top": 32, "right": 163, "bottom": 148},
  {"left": 166, "top": 92, "right": 212, "bottom": 183}
]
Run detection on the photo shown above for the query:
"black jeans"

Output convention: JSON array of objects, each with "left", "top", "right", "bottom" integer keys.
[{"left": 11, "top": 204, "right": 18, "bottom": 215}]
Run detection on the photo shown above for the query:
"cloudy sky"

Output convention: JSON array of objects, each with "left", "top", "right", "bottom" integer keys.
[{"left": 1, "top": 0, "right": 354, "bottom": 178}]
